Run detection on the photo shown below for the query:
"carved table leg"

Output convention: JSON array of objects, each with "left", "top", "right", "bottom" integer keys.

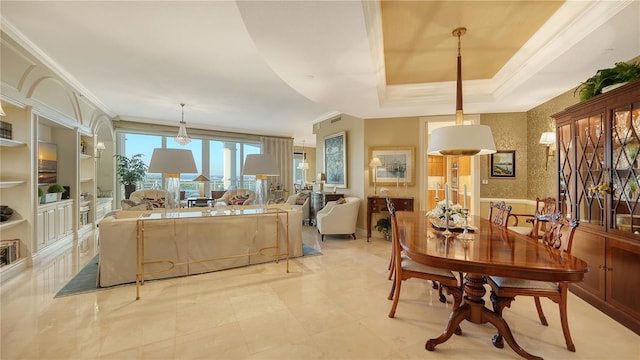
[
  {"left": 426, "top": 273, "right": 543, "bottom": 360},
  {"left": 490, "top": 292, "right": 514, "bottom": 349}
]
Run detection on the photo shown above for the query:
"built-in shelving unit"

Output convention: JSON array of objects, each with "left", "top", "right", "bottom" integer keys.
[
  {"left": 0, "top": 35, "right": 115, "bottom": 284},
  {"left": 0, "top": 103, "right": 31, "bottom": 274}
]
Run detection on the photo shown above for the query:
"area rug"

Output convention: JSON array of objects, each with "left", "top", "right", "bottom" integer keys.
[
  {"left": 55, "top": 244, "right": 322, "bottom": 298},
  {"left": 54, "top": 254, "right": 102, "bottom": 298}
]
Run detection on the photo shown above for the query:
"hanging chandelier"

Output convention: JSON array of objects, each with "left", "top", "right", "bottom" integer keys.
[
  {"left": 427, "top": 27, "right": 496, "bottom": 156},
  {"left": 297, "top": 140, "right": 309, "bottom": 170},
  {"left": 174, "top": 103, "right": 191, "bottom": 146}
]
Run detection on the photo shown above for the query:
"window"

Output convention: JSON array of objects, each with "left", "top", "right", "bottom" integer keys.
[{"left": 119, "top": 132, "right": 260, "bottom": 200}]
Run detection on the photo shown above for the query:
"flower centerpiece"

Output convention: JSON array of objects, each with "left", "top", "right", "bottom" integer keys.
[{"left": 427, "top": 200, "right": 466, "bottom": 227}]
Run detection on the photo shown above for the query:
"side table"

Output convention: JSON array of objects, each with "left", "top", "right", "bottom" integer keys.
[{"left": 367, "top": 196, "right": 414, "bottom": 241}]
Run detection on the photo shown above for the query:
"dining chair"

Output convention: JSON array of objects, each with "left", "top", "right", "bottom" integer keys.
[
  {"left": 488, "top": 200, "right": 512, "bottom": 227},
  {"left": 509, "top": 197, "right": 557, "bottom": 236},
  {"left": 386, "top": 197, "right": 462, "bottom": 318},
  {"left": 487, "top": 212, "right": 580, "bottom": 352}
]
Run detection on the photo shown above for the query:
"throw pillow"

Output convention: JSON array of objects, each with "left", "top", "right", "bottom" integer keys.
[
  {"left": 295, "top": 193, "right": 309, "bottom": 205},
  {"left": 231, "top": 194, "right": 249, "bottom": 205},
  {"left": 336, "top": 197, "right": 347, "bottom": 205},
  {"left": 144, "top": 197, "right": 165, "bottom": 208}
]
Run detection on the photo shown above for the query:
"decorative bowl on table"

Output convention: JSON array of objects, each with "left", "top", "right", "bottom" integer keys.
[{"left": 430, "top": 217, "right": 477, "bottom": 232}]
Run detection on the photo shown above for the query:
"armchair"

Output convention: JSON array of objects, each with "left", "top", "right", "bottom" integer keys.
[
  {"left": 216, "top": 189, "right": 256, "bottom": 205},
  {"left": 316, "top": 196, "right": 360, "bottom": 241},
  {"left": 127, "top": 190, "right": 169, "bottom": 209},
  {"left": 285, "top": 193, "right": 310, "bottom": 225}
]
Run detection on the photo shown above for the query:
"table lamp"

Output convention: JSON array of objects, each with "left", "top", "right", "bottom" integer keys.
[
  {"left": 148, "top": 148, "right": 197, "bottom": 209},
  {"left": 192, "top": 174, "right": 210, "bottom": 197},
  {"left": 369, "top": 157, "right": 383, "bottom": 195},
  {"left": 242, "top": 154, "right": 280, "bottom": 206}
]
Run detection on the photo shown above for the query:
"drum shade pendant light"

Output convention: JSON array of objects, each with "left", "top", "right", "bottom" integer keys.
[
  {"left": 427, "top": 27, "right": 496, "bottom": 156},
  {"left": 175, "top": 103, "right": 191, "bottom": 146}
]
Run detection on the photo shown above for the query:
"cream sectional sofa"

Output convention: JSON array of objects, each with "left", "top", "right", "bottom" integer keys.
[{"left": 98, "top": 205, "right": 303, "bottom": 287}]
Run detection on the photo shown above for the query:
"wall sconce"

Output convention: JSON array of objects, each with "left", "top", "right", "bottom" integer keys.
[
  {"left": 95, "top": 142, "right": 106, "bottom": 159},
  {"left": 539, "top": 132, "right": 556, "bottom": 170}
]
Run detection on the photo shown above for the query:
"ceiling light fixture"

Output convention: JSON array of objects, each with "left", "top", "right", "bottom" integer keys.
[
  {"left": 297, "top": 140, "right": 309, "bottom": 170},
  {"left": 427, "top": 27, "right": 496, "bottom": 156},
  {"left": 175, "top": 103, "right": 191, "bottom": 146}
]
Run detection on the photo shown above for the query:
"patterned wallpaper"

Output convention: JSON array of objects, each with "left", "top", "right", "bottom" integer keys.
[
  {"left": 480, "top": 112, "right": 528, "bottom": 199},
  {"left": 526, "top": 91, "right": 578, "bottom": 199},
  {"left": 480, "top": 90, "right": 580, "bottom": 201}
]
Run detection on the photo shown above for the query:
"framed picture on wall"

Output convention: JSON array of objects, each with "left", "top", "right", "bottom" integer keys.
[
  {"left": 324, "top": 131, "right": 347, "bottom": 188},
  {"left": 490, "top": 150, "right": 516, "bottom": 178},
  {"left": 38, "top": 141, "right": 58, "bottom": 184},
  {"left": 369, "top": 146, "right": 415, "bottom": 186}
]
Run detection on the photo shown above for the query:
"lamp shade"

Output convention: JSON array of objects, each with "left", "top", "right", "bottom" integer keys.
[
  {"left": 427, "top": 125, "right": 497, "bottom": 156},
  {"left": 369, "top": 157, "right": 382, "bottom": 167},
  {"left": 148, "top": 148, "right": 197, "bottom": 175},
  {"left": 297, "top": 162, "right": 309, "bottom": 170},
  {"left": 242, "top": 154, "right": 280, "bottom": 176},
  {"left": 192, "top": 174, "right": 210, "bottom": 182},
  {"left": 539, "top": 132, "right": 556, "bottom": 145}
]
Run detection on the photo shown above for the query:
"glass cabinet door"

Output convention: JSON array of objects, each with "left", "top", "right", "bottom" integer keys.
[
  {"left": 558, "top": 123, "right": 574, "bottom": 219},
  {"left": 575, "top": 115, "right": 605, "bottom": 226},
  {"left": 610, "top": 103, "right": 640, "bottom": 234}
]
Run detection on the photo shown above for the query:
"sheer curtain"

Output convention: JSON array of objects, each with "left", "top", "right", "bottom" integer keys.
[{"left": 260, "top": 136, "right": 293, "bottom": 196}]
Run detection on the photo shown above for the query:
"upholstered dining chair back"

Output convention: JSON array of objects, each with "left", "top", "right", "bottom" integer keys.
[
  {"left": 530, "top": 212, "right": 579, "bottom": 254},
  {"left": 488, "top": 201, "right": 512, "bottom": 227},
  {"left": 508, "top": 197, "right": 557, "bottom": 237}
]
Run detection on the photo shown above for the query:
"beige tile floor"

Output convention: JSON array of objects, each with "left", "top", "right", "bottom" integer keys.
[{"left": 1, "top": 226, "right": 638, "bottom": 359}]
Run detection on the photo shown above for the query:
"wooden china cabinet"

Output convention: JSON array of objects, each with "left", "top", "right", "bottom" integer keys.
[{"left": 552, "top": 79, "right": 640, "bottom": 334}]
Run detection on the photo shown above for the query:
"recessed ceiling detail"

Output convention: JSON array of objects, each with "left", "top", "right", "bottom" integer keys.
[{"left": 381, "top": 0, "right": 564, "bottom": 85}]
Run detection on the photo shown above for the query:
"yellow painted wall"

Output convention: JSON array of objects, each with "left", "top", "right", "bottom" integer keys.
[{"left": 314, "top": 114, "right": 366, "bottom": 229}]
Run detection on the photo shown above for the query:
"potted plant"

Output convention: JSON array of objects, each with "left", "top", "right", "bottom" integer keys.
[
  {"left": 575, "top": 61, "right": 640, "bottom": 101},
  {"left": 38, "top": 187, "right": 44, "bottom": 204},
  {"left": 114, "top": 154, "right": 148, "bottom": 199},
  {"left": 375, "top": 217, "right": 392, "bottom": 240},
  {"left": 47, "top": 183, "right": 65, "bottom": 202}
]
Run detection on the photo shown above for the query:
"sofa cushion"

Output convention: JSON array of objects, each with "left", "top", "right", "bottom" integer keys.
[
  {"left": 336, "top": 197, "right": 347, "bottom": 205},
  {"left": 144, "top": 197, "right": 165, "bottom": 208}
]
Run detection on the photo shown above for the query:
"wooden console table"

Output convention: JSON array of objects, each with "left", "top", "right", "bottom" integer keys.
[{"left": 367, "top": 196, "right": 413, "bottom": 241}]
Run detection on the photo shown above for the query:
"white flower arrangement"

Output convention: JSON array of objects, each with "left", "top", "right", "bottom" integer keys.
[{"left": 426, "top": 200, "right": 466, "bottom": 226}]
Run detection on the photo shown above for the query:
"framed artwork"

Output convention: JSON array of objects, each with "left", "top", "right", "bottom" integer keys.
[
  {"left": 490, "top": 150, "right": 516, "bottom": 178},
  {"left": 38, "top": 141, "right": 58, "bottom": 184},
  {"left": 324, "top": 131, "right": 347, "bottom": 188},
  {"left": 369, "top": 146, "right": 415, "bottom": 186}
]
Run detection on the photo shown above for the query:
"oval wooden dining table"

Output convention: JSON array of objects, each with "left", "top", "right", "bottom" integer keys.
[{"left": 396, "top": 211, "right": 589, "bottom": 360}]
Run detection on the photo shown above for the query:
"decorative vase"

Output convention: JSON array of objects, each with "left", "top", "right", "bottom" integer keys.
[
  {"left": 0, "top": 205, "right": 14, "bottom": 222},
  {"left": 124, "top": 184, "right": 136, "bottom": 199}
]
